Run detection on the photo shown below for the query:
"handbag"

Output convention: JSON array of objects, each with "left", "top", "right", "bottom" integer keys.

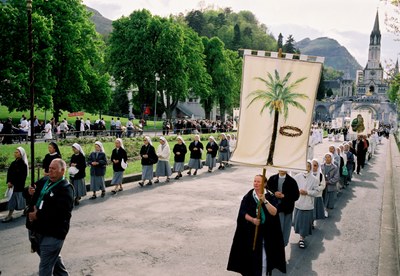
[
  {"left": 4, "top": 187, "right": 13, "bottom": 201},
  {"left": 342, "top": 165, "right": 349, "bottom": 176},
  {"left": 121, "top": 159, "right": 128, "bottom": 169}
]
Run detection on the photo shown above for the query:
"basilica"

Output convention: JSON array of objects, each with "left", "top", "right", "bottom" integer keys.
[{"left": 314, "top": 11, "right": 398, "bottom": 128}]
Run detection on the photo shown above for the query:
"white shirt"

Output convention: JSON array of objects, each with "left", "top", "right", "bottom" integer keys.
[
  {"left": 156, "top": 143, "right": 170, "bottom": 161},
  {"left": 293, "top": 172, "right": 319, "bottom": 210}
]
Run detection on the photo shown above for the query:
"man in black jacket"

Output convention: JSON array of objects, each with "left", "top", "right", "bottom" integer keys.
[
  {"left": 267, "top": 171, "right": 300, "bottom": 247},
  {"left": 27, "top": 158, "right": 74, "bottom": 276}
]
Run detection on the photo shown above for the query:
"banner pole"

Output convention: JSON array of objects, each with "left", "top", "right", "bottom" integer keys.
[{"left": 253, "top": 167, "right": 267, "bottom": 251}]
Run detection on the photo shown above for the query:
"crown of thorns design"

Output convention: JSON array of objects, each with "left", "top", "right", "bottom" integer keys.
[{"left": 279, "top": 125, "right": 303, "bottom": 137}]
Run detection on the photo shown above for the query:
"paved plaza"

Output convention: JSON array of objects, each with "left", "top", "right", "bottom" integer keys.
[{"left": 0, "top": 137, "right": 397, "bottom": 275}]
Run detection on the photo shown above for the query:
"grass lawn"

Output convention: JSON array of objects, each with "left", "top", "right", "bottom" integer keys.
[{"left": 0, "top": 134, "right": 228, "bottom": 200}]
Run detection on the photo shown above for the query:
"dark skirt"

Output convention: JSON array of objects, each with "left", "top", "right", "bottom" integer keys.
[
  {"left": 218, "top": 151, "right": 229, "bottom": 162},
  {"left": 173, "top": 162, "right": 184, "bottom": 173},
  {"left": 188, "top": 158, "right": 202, "bottom": 170},
  {"left": 313, "top": 197, "right": 325, "bottom": 220},
  {"left": 141, "top": 165, "right": 154, "bottom": 180},
  {"left": 205, "top": 154, "right": 216, "bottom": 168},
  {"left": 90, "top": 175, "right": 105, "bottom": 192},
  {"left": 293, "top": 208, "right": 314, "bottom": 237},
  {"left": 8, "top": 192, "right": 25, "bottom": 211},
  {"left": 72, "top": 178, "right": 87, "bottom": 197},
  {"left": 325, "top": 191, "right": 336, "bottom": 209},
  {"left": 111, "top": 171, "right": 124, "bottom": 185},
  {"left": 156, "top": 160, "right": 172, "bottom": 177}
]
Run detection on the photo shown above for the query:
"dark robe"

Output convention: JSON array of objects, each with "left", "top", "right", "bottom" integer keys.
[
  {"left": 206, "top": 141, "right": 219, "bottom": 158},
  {"left": 7, "top": 158, "right": 28, "bottom": 192},
  {"left": 111, "top": 147, "right": 128, "bottom": 172},
  {"left": 188, "top": 140, "right": 203, "bottom": 159},
  {"left": 140, "top": 144, "right": 158, "bottom": 165},
  {"left": 70, "top": 153, "right": 86, "bottom": 180},
  {"left": 227, "top": 189, "right": 286, "bottom": 275},
  {"left": 42, "top": 153, "right": 62, "bottom": 173},
  {"left": 173, "top": 143, "right": 187, "bottom": 162},
  {"left": 267, "top": 174, "right": 299, "bottom": 215}
]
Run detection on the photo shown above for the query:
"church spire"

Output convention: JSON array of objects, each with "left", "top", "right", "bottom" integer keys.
[{"left": 370, "top": 11, "right": 381, "bottom": 45}]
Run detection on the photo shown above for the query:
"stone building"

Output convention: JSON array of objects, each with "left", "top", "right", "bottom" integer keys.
[{"left": 315, "top": 11, "right": 397, "bottom": 128}]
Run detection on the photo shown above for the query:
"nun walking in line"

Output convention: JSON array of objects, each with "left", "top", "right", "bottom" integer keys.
[
  {"left": 205, "top": 136, "right": 219, "bottom": 173},
  {"left": 311, "top": 158, "right": 326, "bottom": 227},
  {"left": 321, "top": 152, "right": 340, "bottom": 217},
  {"left": 218, "top": 133, "right": 229, "bottom": 170},
  {"left": 155, "top": 137, "right": 172, "bottom": 183},
  {"left": 293, "top": 161, "right": 320, "bottom": 248},
  {"left": 139, "top": 136, "right": 157, "bottom": 187},
  {"left": 69, "top": 143, "right": 87, "bottom": 206},
  {"left": 111, "top": 138, "right": 128, "bottom": 194},
  {"left": 187, "top": 134, "right": 203, "bottom": 176},
  {"left": 2, "top": 147, "right": 28, "bottom": 223},
  {"left": 88, "top": 141, "right": 107, "bottom": 199},
  {"left": 172, "top": 136, "right": 187, "bottom": 179}
]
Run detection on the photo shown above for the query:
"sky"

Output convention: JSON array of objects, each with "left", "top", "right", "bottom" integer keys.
[{"left": 83, "top": 0, "right": 399, "bottom": 67}]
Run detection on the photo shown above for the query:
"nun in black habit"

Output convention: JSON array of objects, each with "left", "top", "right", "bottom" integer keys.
[{"left": 227, "top": 175, "right": 286, "bottom": 276}]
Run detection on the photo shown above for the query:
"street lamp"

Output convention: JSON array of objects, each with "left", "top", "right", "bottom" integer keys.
[
  {"left": 154, "top": 73, "right": 160, "bottom": 135},
  {"left": 27, "top": 0, "right": 35, "bottom": 186}
]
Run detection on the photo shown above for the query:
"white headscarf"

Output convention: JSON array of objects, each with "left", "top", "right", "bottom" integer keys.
[
  {"left": 17, "top": 147, "right": 29, "bottom": 175},
  {"left": 95, "top": 141, "right": 105, "bottom": 152},
  {"left": 220, "top": 133, "right": 227, "bottom": 140},
  {"left": 116, "top": 138, "right": 124, "bottom": 149},
  {"left": 159, "top": 136, "right": 169, "bottom": 147},
  {"left": 177, "top": 135, "right": 185, "bottom": 144},
  {"left": 144, "top": 136, "right": 152, "bottom": 146},
  {"left": 194, "top": 134, "right": 200, "bottom": 141},
  {"left": 209, "top": 136, "right": 216, "bottom": 143},
  {"left": 72, "top": 143, "right": 85, "bottom": 156},
  {"left": 324, "top": 152, "right": 333, "bottom": 164}
]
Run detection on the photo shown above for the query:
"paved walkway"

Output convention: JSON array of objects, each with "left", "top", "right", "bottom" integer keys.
[{"left": 0, "top": 137, "right": 393, "bottom": 275}]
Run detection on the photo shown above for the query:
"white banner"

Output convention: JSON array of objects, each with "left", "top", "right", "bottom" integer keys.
[{"left": 230, "top": 54, "right": 323, "bottom": 171}]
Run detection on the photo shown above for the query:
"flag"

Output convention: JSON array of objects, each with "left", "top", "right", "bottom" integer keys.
[{"left": 230, "top": 52, "right": 323, "bottom": 171}]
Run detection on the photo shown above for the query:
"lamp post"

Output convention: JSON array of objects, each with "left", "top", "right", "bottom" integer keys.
[
  {"left": 27, "top": 0, "right": 35, "bottom": 186},
  {"left": 154, "top": 73, "right": 160, "bottom": 135}
]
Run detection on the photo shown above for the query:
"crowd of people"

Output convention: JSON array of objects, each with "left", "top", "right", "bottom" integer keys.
[
  {"left": 0, "top": 120, "right": 388, "bottom": 274},
  {"left": 226, "top": 128, "right": 383, "bottom": 275}
]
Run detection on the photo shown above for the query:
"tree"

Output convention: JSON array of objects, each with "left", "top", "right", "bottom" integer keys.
[
  {"left": 108, "top": 10, "right": 158, "bottom": 111},
  {"left": 38, "top": 0, "right": 111, "bottom": 121},
  {"left": 152, "top": 17, "right": 188, "bottom": 119},
  {"left": 388, "top": 74, "right": 400, "bottom": 110},
  {"left": 247, "top": 70, "right": 308, "bottom": 165},
  {"left": 316, "top": 68, "right": 326, "bottom": 100},
  {"left": 0, "top": 0, "right": 54, "bottom": 112},
  {"left": 232, "top": 23, "right": 241, "bottom": 50},
  {"left": 202, "top": 37, "right": 237, "bottom": 120},
  {"left": 283, "top": 35, "right": 297, "bottom": 54},
  {"left": 185, "top": 10, "right": 206, "bottom": 35},
  {"left": 181, "top": 26, "right": 212, "bottom": 109},
  {"left": 277, "top": 33, "right": 283, "bottom": 51}
]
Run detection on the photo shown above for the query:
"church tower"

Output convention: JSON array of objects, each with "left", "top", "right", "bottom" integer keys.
[{"left": 357, "top": 11, "right": 387, "bottom": 96}]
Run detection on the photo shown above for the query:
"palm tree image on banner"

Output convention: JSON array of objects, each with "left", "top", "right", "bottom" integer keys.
[
  {"left": 230, "top": 52, "right": 323, "bottom": 171},
  {"left": 247, "top": 70, "right": 308, "bottom": 166}
]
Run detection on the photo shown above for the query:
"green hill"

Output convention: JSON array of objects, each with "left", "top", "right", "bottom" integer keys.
[{"left": 296, "top": 37, "right": 362, "bottom": 80}]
